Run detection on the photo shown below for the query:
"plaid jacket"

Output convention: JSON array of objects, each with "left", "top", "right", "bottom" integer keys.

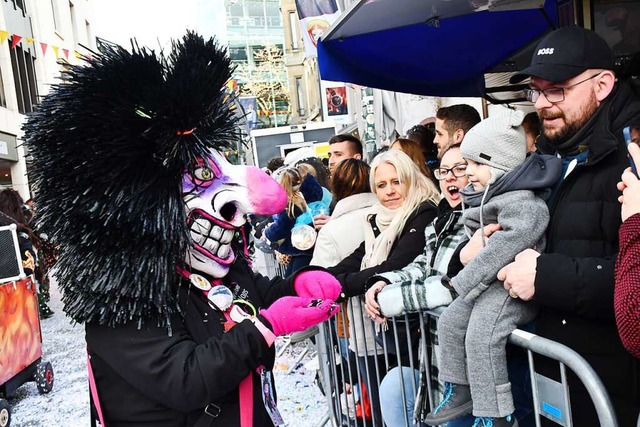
[
  {"left": 372, "top": 202, "right": 466, "bottom": 403},
  {"left": 374, "top": 206, "right": 464, "bottom": 315}
]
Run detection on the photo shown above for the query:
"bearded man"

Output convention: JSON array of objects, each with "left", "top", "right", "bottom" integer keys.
[{"left": 490, "top": 27, "right": 640, "bottom": 425}]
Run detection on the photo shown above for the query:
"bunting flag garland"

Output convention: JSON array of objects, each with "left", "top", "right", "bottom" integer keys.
[
  {"left": 0, "top": 28, "right": 85, "bottom": 64},
  {"left": 10, "top": 35, "right": 22, "bottom": 49}
]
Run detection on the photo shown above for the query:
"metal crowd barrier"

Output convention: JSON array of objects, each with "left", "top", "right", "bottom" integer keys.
[
  {"left": 253, "top": 249, "right": 287, "bottom": 279},
  {"left": 247, "top": 250, "right": 624, "bottom": 426},
  {"left": 313, "top": 304, "right": 620, "bottom": 427}
]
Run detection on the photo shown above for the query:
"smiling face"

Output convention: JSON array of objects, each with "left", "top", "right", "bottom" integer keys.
[
  {"left": 438, "top": 147, "right": 468, "bottom": 207},
  {"left": 182, "top": 150, "right": 287, "bottom": 278},
  {"left": 373, "top": 162, "right": 406, "bottom": 210}
]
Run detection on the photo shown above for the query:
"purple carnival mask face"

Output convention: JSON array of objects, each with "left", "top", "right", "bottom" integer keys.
[{"left": 183, "top": 150, "right": 287, "bottom": 278}]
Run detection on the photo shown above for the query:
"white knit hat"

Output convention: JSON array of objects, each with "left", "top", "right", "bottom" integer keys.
[{"left": 460, "top": 109, "right": 527, "bottom": 173}]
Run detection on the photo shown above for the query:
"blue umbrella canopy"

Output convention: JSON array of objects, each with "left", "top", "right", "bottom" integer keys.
[{"left": 318, "top": 0, "right": 558, "bottom": 97}]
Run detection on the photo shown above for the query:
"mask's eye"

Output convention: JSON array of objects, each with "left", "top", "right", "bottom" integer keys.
[{"left": 194, "top": 167, "right": 214, "bottom": 181}]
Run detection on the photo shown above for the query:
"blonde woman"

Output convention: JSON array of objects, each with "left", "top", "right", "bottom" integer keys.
[
  {"left": 328, "top": 150, "right": 441, "bottom": 425},
  {"left": 265, "top": 167, "right": 323, "bottom": 275}
]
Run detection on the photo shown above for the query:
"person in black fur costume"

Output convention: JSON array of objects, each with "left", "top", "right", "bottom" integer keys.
[{"left": 23, "top": 32, "right": 341, "bottom": 427}]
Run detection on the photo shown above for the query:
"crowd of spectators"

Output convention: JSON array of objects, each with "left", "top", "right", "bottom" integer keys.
[{"left": 251, "top": 26, "right": 640, "bottom": 427}]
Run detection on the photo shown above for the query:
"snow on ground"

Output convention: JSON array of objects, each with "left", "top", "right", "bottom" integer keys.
[{"left": 8, "top": 274, "right": 330, "bottom": 427}]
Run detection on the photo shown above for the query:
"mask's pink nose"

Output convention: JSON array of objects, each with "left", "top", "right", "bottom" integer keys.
[{"left": 246, "top": 167, "right": 287, "bottom": 215}]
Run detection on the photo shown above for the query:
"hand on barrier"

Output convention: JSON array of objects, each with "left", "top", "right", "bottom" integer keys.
[
  {"left": 260, "top": 296, "right": 339, "bottom": 337},
  {"left": 364, "top": 281, "right": 387, "bottom": 323},
  {"left": 293, "top": 270, "right": 342, "bottom": 301}
]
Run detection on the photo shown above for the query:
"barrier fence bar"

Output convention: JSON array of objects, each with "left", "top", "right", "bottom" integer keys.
[
  {"left": 507, "top": 328, "right": 618, "bottom": 427},
  {"left": 250, "top": 252, "right": 623, "bottom": 427},
  {"left": 311, "top": 305, "right": 620, "bottom": 427}
]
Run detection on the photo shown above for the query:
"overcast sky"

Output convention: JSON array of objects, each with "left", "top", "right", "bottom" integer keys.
[{"left": 92, "top": 0, "right": 228, "bottom": 51}]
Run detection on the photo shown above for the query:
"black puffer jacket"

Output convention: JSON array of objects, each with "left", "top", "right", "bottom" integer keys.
[
  {"left": 534, "top": 81, "right": 640, "bottom": 426},
  {"left": 86, "top": 256, "right": 295, "bottom": 427}
]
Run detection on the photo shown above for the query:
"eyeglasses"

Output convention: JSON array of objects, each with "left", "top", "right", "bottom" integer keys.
[
  {"left": 434, "top": 163, "right": 467, "bottom": 180},
  {"left": 523, "top": 72, "right": 603, "bottom": 104}
]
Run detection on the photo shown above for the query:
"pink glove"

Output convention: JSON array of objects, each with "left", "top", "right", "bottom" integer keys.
[
  {"left": 260, "top": 296, "right": 339, "bottom": 336},
  {"left": 293, "top": 270, "right": 342, "bottom": 301}
]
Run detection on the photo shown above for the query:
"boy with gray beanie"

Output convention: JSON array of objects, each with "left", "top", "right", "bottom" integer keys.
[{"left": 424, "top": 110, "right": 561, "bottom": 427}]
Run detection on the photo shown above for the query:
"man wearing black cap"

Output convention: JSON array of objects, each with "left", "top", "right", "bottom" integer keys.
[{"left": 491, "top": 27, "right": 640, "bottom": 426}]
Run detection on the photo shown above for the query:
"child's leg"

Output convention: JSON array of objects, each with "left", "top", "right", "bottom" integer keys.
[
  {"left": 424, "top": 297, "right": 475, "bottom": 425},
  {"left": 466, "top": 285, "right": 537, "bottom": 418},
  {"left": 437, "top": 296, "right": 473, "bottom": 385}
]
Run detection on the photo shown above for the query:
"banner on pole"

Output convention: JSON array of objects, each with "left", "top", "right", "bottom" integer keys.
[{"left": 295, "top": 0, "right": 340, "bottom": 58}]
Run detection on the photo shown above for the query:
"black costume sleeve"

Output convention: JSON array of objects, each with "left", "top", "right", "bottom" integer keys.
[
  {"left": 247, "top": 267, "right": 296, "bottom": 305},
  {"left": 86, "top": 317, "right": 273, "bottom": 413}
]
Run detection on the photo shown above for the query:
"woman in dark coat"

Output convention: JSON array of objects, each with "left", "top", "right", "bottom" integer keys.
[{"left": 328, "top": 150, "right": 441, "bottom": 426}]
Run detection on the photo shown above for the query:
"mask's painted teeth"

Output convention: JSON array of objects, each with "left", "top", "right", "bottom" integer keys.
[
  {"left": 218, "top": 244, "right": 230, "bottom": 259},
  {"left": 203, "top": 239, "right": 220, "bottom": 254},
  {"left": 211, "top": 226, "right": 223, "bottom": 240},
  {"left": 188, "top": 213, "right": 236, "bottom": 260}
]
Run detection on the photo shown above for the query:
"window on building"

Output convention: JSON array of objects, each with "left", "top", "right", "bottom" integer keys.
[
  {"left": 0, "top": 70, "right": 7, "bottom": 108},
  {"left": 51, "top": 0, "right": 61, "bottom": 32},
  {"left": 70, "top": 2, "right": 79, "bottom": 44},
  {"left": 289, "top": 12, "right": 299, "bottom": 50},
  {"left": 10, "top": 46, "right": 38, "bottom": 114},
  {"left": 229, "top": 47, "right": 248, "bottom": 62},
  {"left": 86, "top": 20, "right": 92, "bottom": 47},
  {"left": 296, "top": 77, "right": 305, "bottom": 117}
]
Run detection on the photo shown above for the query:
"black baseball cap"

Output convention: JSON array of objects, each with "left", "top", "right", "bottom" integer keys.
[{"left": 510, "top": 27, "right": 614, "bottom": 84}]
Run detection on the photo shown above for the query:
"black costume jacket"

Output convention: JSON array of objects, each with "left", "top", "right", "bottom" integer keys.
[{"left": 86, "top": 256, "right": 295, "bottom": 427}]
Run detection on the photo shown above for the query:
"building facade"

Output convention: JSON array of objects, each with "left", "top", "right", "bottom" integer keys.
[
  {"left": 0, "top": 0, "right": 95, "bottom": 200},
  {"left": 280, "top": 0, "right": 322, "bottom": 125},
  {"left": 225, "top": 0, "right": 290, "bottom": 128}
]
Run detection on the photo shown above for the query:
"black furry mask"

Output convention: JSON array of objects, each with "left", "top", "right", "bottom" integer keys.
[{"left": 23, "top": 32, "right": 238, "bottom": 328}]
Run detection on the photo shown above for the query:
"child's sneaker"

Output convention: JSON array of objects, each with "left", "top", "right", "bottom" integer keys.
[
  {"left": 472, "top": 414, "right": 519, "bottom": 427},
  {"left": 424, "top": 382, "right": 473, "bottom": 425}
]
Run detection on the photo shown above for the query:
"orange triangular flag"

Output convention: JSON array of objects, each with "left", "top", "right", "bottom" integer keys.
[
  {"left": 52, "top": 46, "right": 59, "bottom": 57},
  {"left": 62, "top": 48, "right": 69, "bottom": 59},
  {"left": 10, "top": 35, "right": 22, "bottom": 49},
  {"left": 26, "top": 37, "right": 34, "bottom": 43},
  {"left": 40, "top": 42, "right": 48, "bottom": 55},
  {"left": 0, "top": 30, "right": 8, "bottom": 44}
]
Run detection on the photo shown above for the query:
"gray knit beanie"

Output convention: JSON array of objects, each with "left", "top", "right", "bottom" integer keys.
[{"left": 460, "top": 109, "right": 527, "bottom": 172}]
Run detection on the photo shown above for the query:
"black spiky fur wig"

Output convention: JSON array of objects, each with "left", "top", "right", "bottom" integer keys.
[{"left": 23, "top": 32, "right": 238, "bottom": 328}]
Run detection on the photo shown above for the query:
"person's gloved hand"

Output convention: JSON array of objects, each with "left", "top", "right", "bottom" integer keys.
[
  {"left": 260, "top": 296, "right": 339, "bottom": 336},
  {"left": 293, "top": 270, "right": 342, "bottom": 300}
]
